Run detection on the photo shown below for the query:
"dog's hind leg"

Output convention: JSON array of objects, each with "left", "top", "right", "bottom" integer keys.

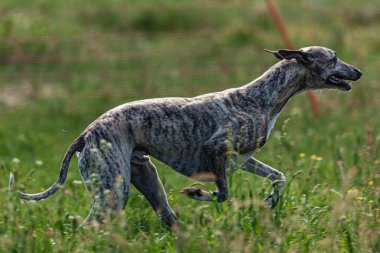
[
  {"left": 131, "top": 159, "right": 178, "bottom": 228},
  {"left": 78, "top": 144, "right": 131, "bottom": 225}
]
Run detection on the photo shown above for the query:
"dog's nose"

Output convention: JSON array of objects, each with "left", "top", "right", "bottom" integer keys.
[{"left": 354, "top": 68, "right": 362, "bottom": 80}]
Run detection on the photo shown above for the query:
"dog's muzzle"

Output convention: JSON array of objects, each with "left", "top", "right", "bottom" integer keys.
[{"left": 327, "top": 68, "right": 362, "bottom": 91}]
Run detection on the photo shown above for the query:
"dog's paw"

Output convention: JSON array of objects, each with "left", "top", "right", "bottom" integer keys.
[
  {"left": 160, "top": 212, "right": 181, "bottom": 229},
  {"left": 214, "top": 191, "right": 228, "bottom": 202},
  {"left": 264, "top": 193, "right": 280, "bottom": 209},
  {"left": 180, "top": 187, "right": 213, "bottom": 201}
]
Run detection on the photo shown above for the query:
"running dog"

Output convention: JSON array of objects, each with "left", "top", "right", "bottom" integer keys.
[{"left": 10, "top": 46, "right": 362, "bottom": 227}]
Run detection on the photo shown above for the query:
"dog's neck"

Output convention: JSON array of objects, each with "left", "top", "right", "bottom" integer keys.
[{"left": 240, "top": 60, "right": 308, "bottom": 117}]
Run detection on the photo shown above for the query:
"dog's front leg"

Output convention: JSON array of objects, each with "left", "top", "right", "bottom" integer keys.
[
  {"left": 241, "top": 157, "right": 286, "bottom": 208},
  {"left": 181, "top": 135, "right": 228, "bottom": 203},
  {"left": 204, "top": 136, "right": 229, "bottom": 202}
]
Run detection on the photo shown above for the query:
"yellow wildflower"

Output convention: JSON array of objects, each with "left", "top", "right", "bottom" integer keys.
[
  {"left": 299, "top": 152, "right": 305, "bottom": 158},
  {"left": 368, "top": 180, "right": 374, "bottom": 186},
  {"left": 355, "top": 196, "right": 364, "bottom": 201},
  {"left": 347, "top": 188, "right": 360, "bottom": 198},
  {"left": 310, "top": 155, "right": 323, "bottom": 161}
]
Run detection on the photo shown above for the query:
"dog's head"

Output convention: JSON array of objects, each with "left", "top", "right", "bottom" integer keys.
[{"left": 266, "top": 46, "right": 362, "bottom": 91}]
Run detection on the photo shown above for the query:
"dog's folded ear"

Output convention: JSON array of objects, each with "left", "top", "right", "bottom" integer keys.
[{"left": 265, "top": 49, "right": 310, "bottom": 64}]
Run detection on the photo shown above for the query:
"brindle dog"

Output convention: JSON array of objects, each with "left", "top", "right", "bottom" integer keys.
[{"left": 10, "top": 46, "right": 362, "bottom": 227}]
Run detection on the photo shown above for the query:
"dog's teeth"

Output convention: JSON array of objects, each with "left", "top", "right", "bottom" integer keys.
[{"left": 330, "top": 76, "right": 342, "bottom": 83}]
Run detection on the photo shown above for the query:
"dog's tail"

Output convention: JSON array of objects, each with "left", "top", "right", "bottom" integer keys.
[{"left": 9, "top": 135, "right": 85, "bottom": 201}]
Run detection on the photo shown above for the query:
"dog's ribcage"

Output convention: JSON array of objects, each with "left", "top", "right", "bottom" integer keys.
[{"left": 100, "top": 94, "right": 268, "bottom": 177}]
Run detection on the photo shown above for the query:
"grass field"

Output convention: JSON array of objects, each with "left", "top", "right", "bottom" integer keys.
[{"left": 0, "top": 0, "right": 379, "bottom": 252}]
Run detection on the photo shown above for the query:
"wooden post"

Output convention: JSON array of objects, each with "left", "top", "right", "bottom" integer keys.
[{"left": 265, "top": 0, "right": 321, "bottom": 117}]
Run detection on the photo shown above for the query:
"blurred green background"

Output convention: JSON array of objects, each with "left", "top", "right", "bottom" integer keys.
[{"left": 0, "top": 0, "right": 379, "bottom": 252}]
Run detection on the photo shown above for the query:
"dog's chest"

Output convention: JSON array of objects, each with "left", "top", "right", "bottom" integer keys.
[{"left": 266, "top": 113, "right": 280, "bottom": 139}]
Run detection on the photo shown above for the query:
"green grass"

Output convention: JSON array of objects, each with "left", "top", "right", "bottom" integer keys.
[{"left": 0, "top": 0, "right": 379, "bottom": 252}]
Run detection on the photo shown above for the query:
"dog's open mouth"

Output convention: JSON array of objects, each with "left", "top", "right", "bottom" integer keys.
[{"left": 327, "top": 75, "right": 352, "bottom": 91}]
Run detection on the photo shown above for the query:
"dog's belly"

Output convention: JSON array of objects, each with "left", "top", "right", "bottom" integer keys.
[{"left": 150, "top": 148, "right": 211, "bottom": 179}]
